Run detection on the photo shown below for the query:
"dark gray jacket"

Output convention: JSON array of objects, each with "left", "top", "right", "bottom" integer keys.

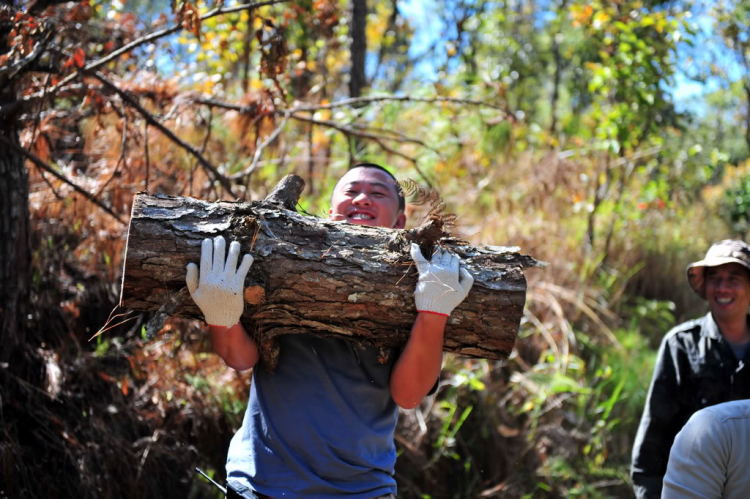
[{"left": 630, "top": 312, "right": 750, "bottom": 499}]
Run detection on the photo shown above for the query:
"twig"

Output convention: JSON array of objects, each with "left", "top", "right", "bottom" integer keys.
[
  {"left": 135, "top": 429, "right": 160, "bottom": 482},
  {"left": 289, "top": 94, "right": 509, "bottom": 113},
  {"left": 523, "top": 308, "right": 559, "bottom": 358},
  {"left": 408, "top": 160, "right": 435, "bottom": 190},
  {"left": 289, "top": 113, "right": 418, "bottom": 162},
  {"left": 89, "top": 305, "right": 134, "bottom": 341},
  {"left": 29, "top": 75, "right": 50, "bottom": 148},
  {"left": 6, "top": 0, "right": 289, "bottom": 114},
  {"left": 348, "top": 122, "right": 440, "bottom": 154},
  {"left": 187, "top": 107, "right": 213, "bottom": 197},
  {"left": 144, "top": 121, "right": 150, "bottom": 192},
  {"left": 28, "top": 76, "right": 63, "bottom": 199},
  {"left": 479, "top": 481, "right": 507, "bottom": 497},
  {"left": 95, "top": 104, "right": 128, "bottom": 197},
  {"left": 0, "top": 83, "right": 86, "bottom": 118},
  {"left": 243, "top": 111, "right": 290, "bottom": 197},
  {"left": 307, "top": 121, "right": 314, "bottom": 196},
  {"left": 196, "top": 97, "right": 446, "bottom": 151},
  {"left": 0, "top": 28, "right": 54, "bottom": 80},
  {"left": 91, "top": 71, "right": 237, "bottom": 197},
  {"left": 196, "top": 98, "right": 450, "bottom": 187},
  {"left": 33, "top": 159, "right": 64, "bottom": 200},
  {"left": 0, "top": 134, "right": 126, "bottom": 225},
  {"left": 368, "top": 134, "right": 418, "bottom": 163}
]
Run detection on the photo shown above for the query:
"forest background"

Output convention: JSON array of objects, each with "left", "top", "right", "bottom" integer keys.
[{"left": 2, "top": 0, "right": 750, "bottom": 497}]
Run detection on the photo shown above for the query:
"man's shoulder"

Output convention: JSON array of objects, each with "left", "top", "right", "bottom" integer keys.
[
  {"left": 677, "top": 401, "right": 750, "bottom": 452},
  {"left": 699, "top": 400, "right": 750, "bottom": 424},
  {"left": 663, "top": 315, "right": 708, "bottom": 342}
]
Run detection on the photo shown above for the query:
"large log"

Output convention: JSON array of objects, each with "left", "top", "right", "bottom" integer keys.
[{"left": 120, "top": 175, "right": 541, "bottom": 369}]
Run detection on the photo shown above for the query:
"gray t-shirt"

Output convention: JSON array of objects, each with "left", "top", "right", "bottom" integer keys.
[
  {"left": 226, "top": 333, "right": 399, "bottom": 499},
  {"left": 727, "top": 339, "right": 750, "bottom": 361},
  {"left": 662, "top": 400, "right": 750, "bottom": 499}
]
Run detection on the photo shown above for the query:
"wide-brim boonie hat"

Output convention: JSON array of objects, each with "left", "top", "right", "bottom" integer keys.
[{"left": 686, "top": 239, "right": 750, "bottom": 299}]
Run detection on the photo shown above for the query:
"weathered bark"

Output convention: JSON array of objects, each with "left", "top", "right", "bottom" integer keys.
[{"left": 121, "top": 176, "right": 539, "bottom": 368}]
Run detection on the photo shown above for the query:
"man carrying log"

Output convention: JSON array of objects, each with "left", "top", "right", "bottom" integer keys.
[{"left": 185, "top": 164, "right": 475, "bottom": 498}]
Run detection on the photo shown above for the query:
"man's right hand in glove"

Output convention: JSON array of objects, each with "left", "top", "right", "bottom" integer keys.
[{"left": 186, "top": 235, "right": 259, "bottom": 371}]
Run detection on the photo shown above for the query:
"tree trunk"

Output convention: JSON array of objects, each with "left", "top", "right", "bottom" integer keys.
[
  {"left": 349, "top": 0, "right": 367, "bottom": 100},
  {"left": 120, "top": 176, "right": 539, "bottom": 369},
  {"left": 0, "top": 128, "right": 29, "bottom": 365},
  {"left": 348, "top": 0, "right": 367, "bottom": 157},
  {"left": 0, "top": 0, "right": 31, "bottom": 364}
]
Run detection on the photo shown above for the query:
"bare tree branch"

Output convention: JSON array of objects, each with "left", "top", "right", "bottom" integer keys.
[
  {"left": 0, "top": 134, "right": 126, "bottom": 225},
  {"left": 197, "top": 96, "right": 437, "bottom": 185},
  {"left": 6, "top": 0, "right": 289, "bottom": 114},
  {"left": 144, "top": 121, "right": 150, "bottom": 191},
  {"left": 91, "top": 71, "right": 237, "bottom": 197},
  {"left": 347, "top": 122, "right": 441, "bottom": 155},
  {"left": 95, "top": 104, "right": 129, "bottom": 197},
  {"left": 244, "top": 112, "right": 290, "bottom": 190},
  {"left": 185, "top": 107, "right": 213, "bottom": 198},
  {"left": 0, "top": 28, "right": 54, "bottom": 81},
  {"left": 195, "top": 98, "right": 437, "bottom": 151},
  {"left": 196, "top": 94, "right": 508, "bottom": 116},
  {"left": 290, "top": 114, "right": 426, "bottom": 178},
  {"left": 288, "top": 95, "right": 510, "bottom": 113},
  {"left": 288, "top": 113, "right": 424, "bottom": 152}
]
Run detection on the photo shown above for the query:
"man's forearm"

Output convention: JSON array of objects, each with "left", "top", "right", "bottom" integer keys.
[
  {"left": 209, "top": 323, "right": 259, "bottom": 371},
  {"left": 389, "top": 312, "right": 446, "bottom": 409}
]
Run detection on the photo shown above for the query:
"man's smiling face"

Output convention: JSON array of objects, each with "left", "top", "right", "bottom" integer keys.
[
  {"left": 705, "top": 263, "right": 750, "bottom": 323},
  {"left": 329, "top": 167, "right": 406, "bottom": 229}
]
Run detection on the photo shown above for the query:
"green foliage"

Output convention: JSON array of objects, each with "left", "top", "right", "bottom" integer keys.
[
  {"left": 185, "top": 373, "right": 247, "bottom": 427},
  {"left": 722, "top": 173, "right": 750, "bottom": 234},
  {"left": 626, "top": 297, "right": 676, "bottom": 341}
]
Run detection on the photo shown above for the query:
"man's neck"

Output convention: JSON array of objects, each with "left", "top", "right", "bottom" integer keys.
[{"left": 716, "top": 316, "right": 750, "bottom": 344}]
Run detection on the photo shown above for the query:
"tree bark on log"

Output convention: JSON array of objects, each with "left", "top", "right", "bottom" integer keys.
[{"left": 120, "top": 175, "right": 540, "bottom": 369}]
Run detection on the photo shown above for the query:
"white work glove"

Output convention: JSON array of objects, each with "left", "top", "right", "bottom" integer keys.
[
  {"left": 411, "top": 243, "right": 474, "bottom": 316},
  {"left": 186, "top": 236, "right": 254, "bottom": 328}
]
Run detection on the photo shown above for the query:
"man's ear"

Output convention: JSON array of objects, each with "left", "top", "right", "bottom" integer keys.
[{"left": 393, "top": 212, "right": 406, "bottom": 229}]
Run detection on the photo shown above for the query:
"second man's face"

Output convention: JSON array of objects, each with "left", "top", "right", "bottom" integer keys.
[
  {"left": 329, "top": 168, "right": 406, "bottom": 229},
  {"left": 705, "top": 263, "right": 750, "bottom": 323}
]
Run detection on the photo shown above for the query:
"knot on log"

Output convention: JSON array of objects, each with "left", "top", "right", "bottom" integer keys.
[{"left": 262, "top": 174, "right": 305, "bottom": 211}]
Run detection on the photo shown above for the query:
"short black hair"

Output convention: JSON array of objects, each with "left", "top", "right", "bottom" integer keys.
[{"left": 349, "top": 163, "right": 405, "bottom": 212}]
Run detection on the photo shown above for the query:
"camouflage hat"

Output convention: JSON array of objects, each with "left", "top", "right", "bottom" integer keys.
[{"left": 686, "top": 239, "right": 750, "bottom": 299}]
